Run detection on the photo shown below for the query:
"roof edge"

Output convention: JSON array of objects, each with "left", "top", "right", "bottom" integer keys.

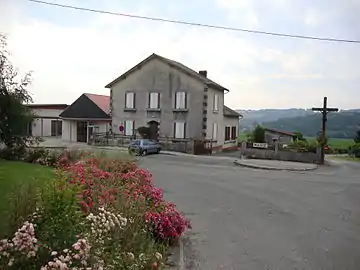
[{"left": 105, "top": 53, "right": 229, "bottom": 92}]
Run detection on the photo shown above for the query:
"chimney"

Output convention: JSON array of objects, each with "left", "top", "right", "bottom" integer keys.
[{"left": 199, "top": 70, "right": 207, "bottom": 77}]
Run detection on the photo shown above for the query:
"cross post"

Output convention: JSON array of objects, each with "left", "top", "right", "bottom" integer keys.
[{"left": 312, "top": 97, "right": 339, "bottom": 164}]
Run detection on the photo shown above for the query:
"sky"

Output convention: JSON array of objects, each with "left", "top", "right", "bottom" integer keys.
[{"left": 1, "top": 0, "right": 360, "bottom": 110}]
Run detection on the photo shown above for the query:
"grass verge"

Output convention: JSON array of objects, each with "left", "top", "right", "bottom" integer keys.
[
  {"left": 329, "top": 156, "right": 360, "bottom": 162},
  {"left": 0, "top": 160, "right": 53, "bottom": 237}
]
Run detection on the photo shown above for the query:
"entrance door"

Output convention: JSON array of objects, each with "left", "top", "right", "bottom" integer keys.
[
  {"left": 148, "top": 121, "right": 159, "bottom": 141},
  {"left": 77, "top": 121, "right": 87, "bottom": 142},
  {"left": 88, "top": 126, "right": 94, "bottom": 143}
]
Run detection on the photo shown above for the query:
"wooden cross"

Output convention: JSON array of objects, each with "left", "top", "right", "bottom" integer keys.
[{"left": 312, "top": 97, "right": 339, "bottom": 164}]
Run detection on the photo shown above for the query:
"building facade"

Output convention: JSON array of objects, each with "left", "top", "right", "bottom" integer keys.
[
  {"left": 26, "top": 104, "right": 68, "bottom": 137},
  {"left": 106, "top": 53, "right": 241, "bottom": 150},
  {"left": 264, "top": 128, "right": 295, "bottom": 145}
]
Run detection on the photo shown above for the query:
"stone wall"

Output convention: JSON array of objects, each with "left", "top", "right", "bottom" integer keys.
[{"left": 240, "top": 142, "right": 321, "bottom": 164}]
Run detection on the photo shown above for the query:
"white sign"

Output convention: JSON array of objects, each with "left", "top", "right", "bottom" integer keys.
[{"left": 253, "top": 143, "right": 268, "bottom": 149}]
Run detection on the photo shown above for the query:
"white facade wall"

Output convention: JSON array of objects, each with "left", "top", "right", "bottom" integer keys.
[
  {"left": 62, "top": 120, "right": 77, "bottom": 142},
  {"left": 31, "top": 108, "right": 64, "bottom": 137}
]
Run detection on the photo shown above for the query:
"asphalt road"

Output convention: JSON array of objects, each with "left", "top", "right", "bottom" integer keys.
[{"left": 139, "top": 154, "right": 360, "bottom": 270}]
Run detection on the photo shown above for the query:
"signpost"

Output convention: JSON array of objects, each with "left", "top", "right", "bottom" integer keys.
[{"left": 312, "top": 97, "right": 339, "bottom": 165}]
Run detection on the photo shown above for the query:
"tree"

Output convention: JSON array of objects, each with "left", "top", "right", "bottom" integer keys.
[
  {"left": 251, "top": 125, "right": 265, "bottom": 143},
  {"left": 0, "top": 33, "right": 34, "bottom": 152},
  {"left": 354, "top": 130, "right": 360, "bottom": 144},
  {"left": 293, "top": 131, "right": 306, "bottom": 142}
]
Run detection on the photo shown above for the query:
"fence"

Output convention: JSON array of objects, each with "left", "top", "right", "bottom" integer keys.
[
  {"left": 240, "top": 141, "right": 321, "bottom": 164},
  {"left": 89, "top": 133, "right": 215, "bottom": 155}
]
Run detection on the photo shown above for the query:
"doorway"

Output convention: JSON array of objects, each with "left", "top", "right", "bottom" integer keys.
[
  {"left": 77, "top": 121, "right": 87, "bottom": 142},
  {"left": 148, "top": 121, "right": 159, "bottom": 141}
]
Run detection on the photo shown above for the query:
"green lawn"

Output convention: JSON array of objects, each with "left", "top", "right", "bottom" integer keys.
[
  {"left": 306, "top": 137, "right": 354, "bottom": 149},
  {"left": 330, "top": 156, "right": 360, "bottom": 162},
  {"left": 0, "top": 160, "right": 54, "bottom": 237}
]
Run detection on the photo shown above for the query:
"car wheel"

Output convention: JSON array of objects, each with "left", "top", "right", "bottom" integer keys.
[
  {"left": 141, "top": 149, "right": 147, "bottom": 156},
  {"left": 156, "top": 148, "right": 161, "bottom": 154}
]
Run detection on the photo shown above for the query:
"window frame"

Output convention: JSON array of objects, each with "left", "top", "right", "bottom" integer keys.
[
  {"left": 149, "top": 92, "right": 160, "bottom": 109},
  {"left": 173, "top": 121, "right": 186, "bottom": 139},
  {"left": 175, "top": 91, "right": 187, "bottom": 109},
  {"left": 124, "top": 120, "right": 135, "bottom": 136},
  {"left": 213, "top": 94, "right": 219, "bottom": 111},
  {"left": 51, "top": 120, "right": 62, "bottom": 137},
  {"left": 225, "top": 126, "right": 231, "bottom": 141},
  {"left": 125, "top": 92, "right": 135, "bottom": 109},
  {"left": 231, "top": 126, "right": 237, "bottom": 140},
  {"left": 212, "top": 122, "right": 218, "bottom": 141}
]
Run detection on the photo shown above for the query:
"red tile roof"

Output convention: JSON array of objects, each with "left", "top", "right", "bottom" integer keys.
[
  {"left": 264, "top": 128, "right": 295, "bottom": 137},
  {"left": 84, "top": 93, "right": 110, "bottom": 114}
]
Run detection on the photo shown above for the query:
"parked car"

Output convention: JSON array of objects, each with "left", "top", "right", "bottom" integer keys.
[{"left": 128, "top": 139, "right": 161, "bottom": 156}]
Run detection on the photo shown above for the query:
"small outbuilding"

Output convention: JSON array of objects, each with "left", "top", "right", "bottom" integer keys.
[{"left": 60, "top": 93, "right": 111, "bottom": 143}]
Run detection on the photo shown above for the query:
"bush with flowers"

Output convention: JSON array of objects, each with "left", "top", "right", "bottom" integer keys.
[{"left": 0, "top": 152, "right": 190, "bottom": 269}]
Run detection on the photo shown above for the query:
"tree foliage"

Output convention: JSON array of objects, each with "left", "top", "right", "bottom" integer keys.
[
  {"left": 249, "top": 125, "right": 265, "bottom": 143},
  {"left": 0, "top": 33, "right": 34, "bottom": 150},
  {"left": 354, "top": 130, "right": 360, "bottom": 144},
  {"left": 293, "top": 131, "right": 306, "bottom": 142}
]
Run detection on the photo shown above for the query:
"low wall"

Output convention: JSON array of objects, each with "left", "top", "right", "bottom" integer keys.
[{"left": 241, "top": 147, "right": 320, "bottom": 164}]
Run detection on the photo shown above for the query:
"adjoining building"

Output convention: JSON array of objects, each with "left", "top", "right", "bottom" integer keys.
[{"left": 25, "top": 104, "right": 68, "bottom": 137}]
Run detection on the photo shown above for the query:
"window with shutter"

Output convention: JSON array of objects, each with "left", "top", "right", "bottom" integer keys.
[
  {"left": 175, "top": 92, "right": 186, "bottom": 109},
  {"left": 212, "top": 122, "right": 218, "bottom": 140},
  {"left": 149, "top": 92, "right": 160, "bottom": 108},
  {"left": 213, "top": 94, "right": 219, "bottom": 111},
  {"left": 174, "top": 122, "right": 186, "bottom": 139},
  {"left": 125, "top": 92, "right": 135, "bottom": 108},
  {"left": 231, "top": 126, "right": 237, "bottom": 140},
  {"left": 125, "top": 120, "right": 134, "bottom": 136},
  {"left": 225, "top": 126, "right": 231, "bottom": 141}
]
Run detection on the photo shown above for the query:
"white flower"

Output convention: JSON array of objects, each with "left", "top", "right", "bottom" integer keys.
[
  {"left": 127, "top": 252, "right": 135, "bottom": 260},
  {"left": 51, "top": 251, "right": 58, "bottom": 256},
  {"left": 155, "top": 252, "right": 163, "bottom": 260}
]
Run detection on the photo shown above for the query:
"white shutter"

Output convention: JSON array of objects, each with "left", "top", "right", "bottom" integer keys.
[
  {"left": 125, "top": 120, "right": 134, "bottom": 136},
  {"left": 126, "top": 93, "right": 134, "bottom": 108},
  {"left": 213, "top": 94, "right": 219, "bottom": 111},
  {"left": 175, "top": 122, "right": 185, "bottom": 139},
  {"left": 212, "top": 122, "right": 218, "bottom": 140},
  {"left": 150, "top": 93, "right": 159, "bottom": 108},
  {"left": 175, "top": 92, "right": 186, "bottom": 109}
]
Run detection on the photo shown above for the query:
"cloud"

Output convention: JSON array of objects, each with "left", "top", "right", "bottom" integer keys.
[{"left": 1, "top": 0, "right": 359, "bottom": 110}]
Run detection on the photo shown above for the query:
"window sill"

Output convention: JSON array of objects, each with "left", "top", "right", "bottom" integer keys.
[
  {"left": 124, "top": 108, "right": 137, "bottom": 112},
  {"left": 147, "top": 108, "right": 161, "bottom": 112},
  {"left": 224, "top": 140, "right": 237, "bottom": 144},
  {"left": 173, "top": 108, "right": 189, "bottom": 112}
]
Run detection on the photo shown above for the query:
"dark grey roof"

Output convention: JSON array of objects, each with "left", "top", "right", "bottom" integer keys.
[
  {"left": 223, "top": 105, "right": 242, "bottom": 118},
  {"left": 60, "top": 94, "right": 110, "bottom": 119},
  {"left": 105, "top": 53, "right": 229, "bottom": 92}
]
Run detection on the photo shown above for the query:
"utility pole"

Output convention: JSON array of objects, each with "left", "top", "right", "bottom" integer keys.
[{"left": 312, "top": 97, "right": 338, "bottom": 164}]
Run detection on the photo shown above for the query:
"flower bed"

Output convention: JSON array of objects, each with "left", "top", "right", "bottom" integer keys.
[{"left": 0, "top": 150, "right": 191, "bottom": 269}]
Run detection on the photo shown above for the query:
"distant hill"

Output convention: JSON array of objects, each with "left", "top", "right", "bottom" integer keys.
[
  {"left": 237, "top": 109, "right": 314, "bottom": 130},
  {"left": 237, "top": 108, "right": 360, "bottom": 139}
]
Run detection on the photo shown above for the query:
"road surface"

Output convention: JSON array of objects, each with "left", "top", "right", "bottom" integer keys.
[{"left": 139, "top": 154, "right": 360, "bottom": 270}]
